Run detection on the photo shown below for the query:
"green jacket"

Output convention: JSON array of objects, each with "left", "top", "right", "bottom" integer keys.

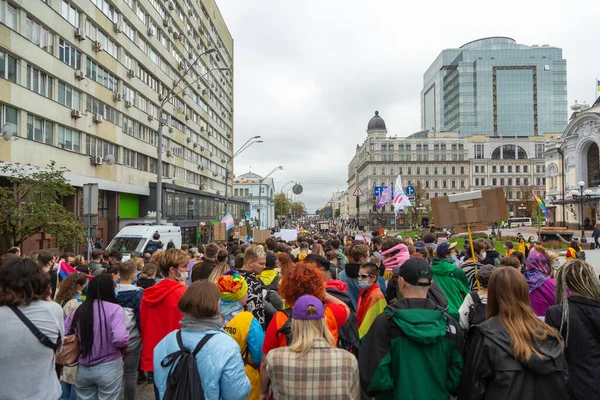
[
  {"left": 359, "top": 298, "right": 464, "bottom": 400},
  {"left": 431, "top": 258, "right": 470, "bottom": 321}
]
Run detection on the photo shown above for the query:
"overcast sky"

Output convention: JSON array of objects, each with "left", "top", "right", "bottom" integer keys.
[{"left": 218, "top": 0, "right": 599, "bottom": 213}]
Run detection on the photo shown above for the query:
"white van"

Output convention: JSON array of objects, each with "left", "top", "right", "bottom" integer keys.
[{"left": 106, "top": 225, "right": 182, "bottom": 261}]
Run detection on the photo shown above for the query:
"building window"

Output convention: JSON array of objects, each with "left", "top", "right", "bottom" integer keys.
[
  {"left": 524, "top": 178, "right": 528, "bottom": 185},
  {"left": 535, "top": 143, "right": 544, "bottom": 158},
  {"left": 508, "top": 165, "right": 512, "bottom": 173},
  {"left": 27, "top": 114, "right": 53, "bottom": 144},
  {"left": 408, "top": 167, "right": 412, "bottom": 175},
  {"left": 500, "top": 178, "right": 505, "bottom": 186},
  {"left": 475, "top": 166, "right": 479, "bottom": 173},
  {"left": 508, "top": 178, "right": 513, "bottom": 185},
  {"left": 500, "top": 166, "right": 504, "bottom": 173},
  {"left": 493, "top": 178, "right": 497, "bottom": 186},
  {"left": 0, "top": 50, "right": 17, "bottom": 83},
  {"left": 58, "top": 125, "right": 80, "bottom": 152},
  {"left": 474, "top": 143, "right": 484, "bottom": 159},
  {"left": 442, "top": 167, "right": 447, "bottom": 174},
  {"left": 60, "top": 0, "right": 80, "bottom": 28},
  {"left": 416, "top": 167, "right": 421, "bottom": 175},
  {"left": 86, "top": 59, "right": 118, "bottom": 92},
  {"left": 516, "top": 178, "right": 520, "bottom": 185},
  {"left": 481, "top": 178, "right": 485, "bottom": 186},
  {"left": 451, "top": 180, "right": 456, "bottom": 188},
  {"left": 86, "top": 97, "right": 120, "bottom": 125},
  {"left": 461, "top": 180, "right": 465, "bottom": 188},
  {"left": 58, "top": 81, "right": 81, "bottom": 110},
  {"left": 460, "top": 167, "right": 465, "bottom": 174},
  {"left": 90, "top": 0, "right": 118, "bottom": 23},
  {"left": 452, "top": 167, "right": 456, "bottom": 174},
  {"left": 1, "top": 1, "right": 18, "bottom": 30},
  {"left": 0, "top": 104, "right": 17, "bottom": 134},
  {"left": 87, "top": 135, "right": 119, "bottom": 160},
  {"left": 492, "top": 166, "right": 497, "bottom": 173},
  {"left": 434, "top": 180, "right": 438, "bottom": 188},
  {"left": 443, "top": 181, "right": 447, "bottom": 188},
  {"left": 59, "top": 39, "right": 82, "bottom": 69},
  {"left": 515, "top": 165, "right": 520, "bottom": 173},
  {"left": 85, "top": 19, "right": 119, "bottom": 59},
  {"left": 524, "top": 165, "right": 528, "bottom": 173},
  {"left": 475, "top": 178, "right": 479, "bottom": 186},
  {"left": 26, "top": 65, "right": 54, "bottom": 98},
  {"left": 26, "top": 17, "right": 54, "bottom": 54}
]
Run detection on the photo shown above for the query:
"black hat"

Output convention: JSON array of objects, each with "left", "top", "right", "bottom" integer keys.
[
  {"left": 399, "top": 257, "right": 433, "bottom": 287},
  {"left": 303, "top": 254, "right": 331, "bottom": 271},
  {"left": 265, "top": 252, "right": 277, "bottom": 269}
]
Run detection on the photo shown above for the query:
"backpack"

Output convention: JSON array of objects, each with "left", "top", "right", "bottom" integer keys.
[
  {"left": 145, "top": 240, "right": 162, "bottom": 255},
  {"left": 576, "top": 250, "right": 586, "bottom": 260},
  {"left": 467, "top": 291, "right": 487, "bottom": 327},
  {"left": 160, "top": 331, "right": 215, "bottom": 400}
]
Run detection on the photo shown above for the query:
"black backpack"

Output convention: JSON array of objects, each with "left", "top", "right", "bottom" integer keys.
[
  {"left": 467, "top": 291, "right": 487, "bottom": 327},
  {"left": 160, "top": 331, "right": 215, "bottom": 400}
]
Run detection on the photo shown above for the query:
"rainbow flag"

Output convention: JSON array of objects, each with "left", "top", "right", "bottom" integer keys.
[
  {"left": 534, "top": 194, "right": 550, "bottom": 220},
  {"left": 356, "top": 285, "right": 387, "bottom": 339}
]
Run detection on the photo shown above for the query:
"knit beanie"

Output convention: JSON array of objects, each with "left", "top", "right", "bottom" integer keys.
[{"left": 217, "top": 270, "right": 248, "bottom": 302}]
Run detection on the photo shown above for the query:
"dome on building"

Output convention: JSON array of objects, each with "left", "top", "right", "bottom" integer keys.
[{"left": 367, "top": 110, "right": 386, "bottom": 131}]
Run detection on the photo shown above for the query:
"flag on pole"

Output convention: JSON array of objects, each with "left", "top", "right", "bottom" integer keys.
[
  {"left": 533, "top": 194, "right": 551, "bottom": 221},
  {"left": 221, "top": 212, "right": 235, "bottom": 230},
  {"left": 393, "top": 174, "right": 412, "bottom": 214},
  {"left": 376, "top": 185, "right": 393, "bottom": 209}
]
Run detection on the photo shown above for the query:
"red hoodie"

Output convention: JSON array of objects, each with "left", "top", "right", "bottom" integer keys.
[
  {"left": 139, "top": 279, "right": 186, "bottom": 371},
  {"left": 326, "top": 279, "right": 348, "bottom": 292}
]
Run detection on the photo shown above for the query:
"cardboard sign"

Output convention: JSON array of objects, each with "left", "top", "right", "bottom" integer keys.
[
  {"left": 280, "top": 229, "right": 298, "bottom": 242},
  {"left": 252, "top": 229, "right": 271, "bottom": 244},
  {"left": 232, "top": 226, "right": 247, "bottom": 239},
  {"left": 213, "top": 222, "right": 226, "bottom": 241},
  {"left": 431, "top": 188, "right": 508, "bottom": 233}
]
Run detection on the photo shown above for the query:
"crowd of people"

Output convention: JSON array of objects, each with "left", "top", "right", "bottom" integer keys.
[{"left": 0, "top": 229, "right": 599, "bottom": 399}]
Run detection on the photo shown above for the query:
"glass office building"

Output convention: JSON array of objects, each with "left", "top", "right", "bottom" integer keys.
[{"left": 421, "top": 37, "right": 567, "bottom": 137}]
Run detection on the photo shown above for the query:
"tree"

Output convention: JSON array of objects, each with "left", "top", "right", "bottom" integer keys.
[
  {"left": 334, "top": 208, "right": 340, "bottom": 218},
  {"left": 406, "top": 181, "right": 427, "bottom": 227},
  {"left": 274, "top": 193, "right": 291, "bottom": 218},
  {"left": 0, "top": 162, "right": 85, "bottom": 250},
  {"left": 290, "top": 201, "right": 306, "bottom": 219}
]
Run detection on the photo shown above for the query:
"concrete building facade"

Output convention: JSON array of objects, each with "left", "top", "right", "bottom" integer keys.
[
  {"left": 0, "top": 0, "right": 246, "bottom": 250},
  {"left": 545, "top": 99, "right": 600, "bottom": 230},
  {"left": 233, "top": 172, "right": 276, "bottom": 230}
]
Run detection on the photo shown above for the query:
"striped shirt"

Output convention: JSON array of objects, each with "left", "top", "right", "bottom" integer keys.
[{"left": 266, "top": 338, "right": 360, "bottom": 399}]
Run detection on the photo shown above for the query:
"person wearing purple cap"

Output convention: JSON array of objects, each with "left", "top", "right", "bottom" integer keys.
[{"left": 264, "top": 295, "right": 360, "bottom": 400}]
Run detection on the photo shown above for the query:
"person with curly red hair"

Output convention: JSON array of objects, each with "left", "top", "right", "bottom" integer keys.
[{"left": 259, "top": 261, "right": 350, "bottom": 399}]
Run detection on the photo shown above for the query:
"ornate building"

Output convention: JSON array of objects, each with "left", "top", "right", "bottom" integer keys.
[{"left": 545, "top": 99, "right": 600, "bottom": 230}]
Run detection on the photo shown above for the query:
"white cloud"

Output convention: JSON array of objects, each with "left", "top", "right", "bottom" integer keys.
[{"left": 219, "top": 0, "right": 599, "bottom": 213}]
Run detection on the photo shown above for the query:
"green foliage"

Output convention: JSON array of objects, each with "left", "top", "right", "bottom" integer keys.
[{"left": 0, "top": 162, "right": 85, "bottom": 249}]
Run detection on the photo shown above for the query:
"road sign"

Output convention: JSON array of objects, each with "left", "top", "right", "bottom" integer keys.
[
  {"left": 405, "top": 185, "right": 415, "bottom": 196},
  {"left": 374, "top": 186, "right": 395, "bottom": 197},
  {"left": 353, "top": 186, "right": 364, "bottom": 196}
]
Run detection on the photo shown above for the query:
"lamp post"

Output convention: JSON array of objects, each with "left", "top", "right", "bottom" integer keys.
[
  {"left": 156, "top": 48, "right": 227, "bottom": 225},
  {"left": 224, "top": 136, "right": 262, "bottom": 216},
  {"left": 570, "top": 180, "right": 593, "bottom": 243},
  {"left": 258, "top": 166, "right": 283, "bottom": 229}
]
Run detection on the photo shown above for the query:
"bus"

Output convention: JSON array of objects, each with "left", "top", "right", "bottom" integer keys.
[{"left": 508, "top": 217, "right": 532, "bottom": 227}]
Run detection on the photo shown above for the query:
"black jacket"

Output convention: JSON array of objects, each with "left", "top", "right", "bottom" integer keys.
[
  {"left": 458, "top": 317, "right": 567, "bottom": 400},
  {"left": 482, "top": 250, "right": 501, "bottom": 267},
  {"left": 546, "top": 296, "right": 600, "bottom": 400}
]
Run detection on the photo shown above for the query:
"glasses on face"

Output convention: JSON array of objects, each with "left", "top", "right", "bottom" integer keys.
[{"left": 358, "top": 273, "right": 373, "bottom": 279}]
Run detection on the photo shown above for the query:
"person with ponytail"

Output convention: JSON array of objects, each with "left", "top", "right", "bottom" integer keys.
[
  {"left": 458, "top": 267, "right": 567, "bottom": 399},
  {"left": 546, "top": 260, "right": 600, "bottom": 400},
  {"left": 65, "top": 274, "right": 129, "bottom": 399}
]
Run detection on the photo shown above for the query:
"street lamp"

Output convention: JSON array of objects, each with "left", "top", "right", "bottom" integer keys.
[
  {"left": 224, "top": 137, "right": 263, "bottom": 215},
  {"left": 258, "top": 166, "right": 283, "bottom": 229},
  {"left": 570, "top": 180, "right": 593, "bottom": 243},
  {"left": 156, "top": 48, "right": 227, "bottom": 224}
]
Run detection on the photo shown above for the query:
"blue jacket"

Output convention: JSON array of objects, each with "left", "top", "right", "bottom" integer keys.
[
  {"left": 339, "top": 265, "right": 387, "bottom": 310},
  {"left": 153, "top": 329, "right": 250, "bottom": 400}
]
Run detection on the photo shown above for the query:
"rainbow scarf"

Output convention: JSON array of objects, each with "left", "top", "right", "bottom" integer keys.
[{"left": 356, "top": 284, "right": 387, "bottom": 339}]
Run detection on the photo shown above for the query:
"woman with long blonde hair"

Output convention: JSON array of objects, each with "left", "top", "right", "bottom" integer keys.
[
  {"left": 546, "top": 260, "right": 600, "bottom": 400},
  {"left": 310, "top": 243, "right": 325, "bottom": 257},
  {"left": 264, "top": 295, "right": 359, "bottom": 399},
  {"left": 459, "top": 267, "right": 567, "bottom": 399}
]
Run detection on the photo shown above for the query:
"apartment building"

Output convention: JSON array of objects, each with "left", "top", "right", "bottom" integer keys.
[{"left": 0, "top": 0, "right": 247, "bottom": 250}]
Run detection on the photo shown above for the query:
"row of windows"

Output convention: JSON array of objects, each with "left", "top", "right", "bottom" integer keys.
[
  {"left": 474, "top": 164, "right": 546, "bottom": 174},
  {"left": 373, "top": 165, "right": 467, "bottom": 176},
  {"left": 478, "top": 177, "right": 546, "bottom": 187}
]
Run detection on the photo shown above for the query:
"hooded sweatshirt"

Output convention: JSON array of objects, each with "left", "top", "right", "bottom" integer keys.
[
  {"left": 359, "top": 298, "right": 464, "bottom": 399},
  {"left": 431, "top": 258, "right": 470, "bottom": 321},
  {"left": 139, "top": 279, "right": 186, "bottom": 371},
  {"left": 458, "top": 317, "right": 567, "bottom": 399}
]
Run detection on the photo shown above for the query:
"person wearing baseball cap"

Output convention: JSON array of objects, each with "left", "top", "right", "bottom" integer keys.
[
  {"left": 431, "top": 242, "right": 470, "bottom": 321},
  {"left": 265, "top": 295, "right": 360, "bottom": 399},
  {"left": 359, "top": 258, "right": 464, "bottom": 399}
]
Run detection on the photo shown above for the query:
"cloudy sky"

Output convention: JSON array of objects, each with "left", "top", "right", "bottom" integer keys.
[{"left": 218, "top": 0, "right": 599, "bottom": 213}]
